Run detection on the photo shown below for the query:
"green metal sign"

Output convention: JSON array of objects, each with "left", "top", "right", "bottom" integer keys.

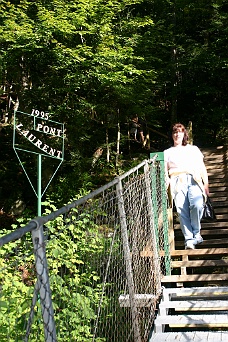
[{"left": 13, "top": 109, "right": 64, "bottom": 215}]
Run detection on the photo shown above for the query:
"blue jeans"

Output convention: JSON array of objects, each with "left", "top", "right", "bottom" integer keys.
[{"left": 173, "top": 174, "right": 204, "bottom": 243}]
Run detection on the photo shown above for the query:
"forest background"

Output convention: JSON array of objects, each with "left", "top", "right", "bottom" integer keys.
[{"left": 0, "top": 0, "right": 228, "bottom": 222}]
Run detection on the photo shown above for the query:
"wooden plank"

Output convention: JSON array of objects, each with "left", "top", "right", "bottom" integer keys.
[
  {"left": 207, "top": 166, "right": 228, "bottom": 170},
  {"left": 208, "top": 157, "right": 228, "bottom": 163},
  {"left": 171, "top": 259, "right": 228, "bottom": 268},
  {"left": 118, "top": 294, "right": 156, "bottom": 307},
  {"left": 213, "top": 196, "right": 228, "bottom": 202},
  {"left": 210, "top": 187, "right": 228, "bottom": 192},
  {"left": 209, "top": 183, "right": 228, "bottom": 188},
  {"left": 175, "top": 239, "right": 228, "bottom": 247},
  {"left": 162, "top": 286, "right": 228, "bottom": 297},
  {"left": 209, "top": 176, "right": 228, "bottom": 182},
  {"left": 209, "top": 192, "right": 228, "bottom": 198},
  {"left": 155, "top": 314, "right": 228, "bottom": 327},
  {"left": 159, "top": 300, "right": 228, "bottom": 311},
  {"left": 210, "top": 178, "right": 228, "bottom": 183},
  {"left": 169, "top": 248, "right": 228, "bottom": 256},
  {"left": 212, "top": 214, "right": 228, "bottom": 220},
  {"left": 212, "top": 201, "right": 228, "bottom": 207},
  {"left": 214, "top": 207, "right": 228, "bottom": 214},
  {"left": 150, "top": 332, "right": 228, "bottom": 342},
  {"left": 161, "top": 273, "right": 228, "bottom": 283},
  {"left": 175, "top": 222, "right": 228, "bottom": 230},
  {"left": 175, "top": 227, "right": 228, "bottom": 234}
]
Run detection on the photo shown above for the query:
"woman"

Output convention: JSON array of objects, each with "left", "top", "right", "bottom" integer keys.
[{"left": 164, "top": 123, "right": 209, "bottom": 250}]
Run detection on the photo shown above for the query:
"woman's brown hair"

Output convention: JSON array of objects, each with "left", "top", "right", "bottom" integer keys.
[{"left": 172, "top": 123, "right": 189, "bottom": 146}]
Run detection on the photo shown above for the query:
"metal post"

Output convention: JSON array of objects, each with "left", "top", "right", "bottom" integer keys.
[
  {"left": 24, "top": 282, "right": 39, "bottom": 341},
  {"left": 149, "top": 154, "right": 160, "bottom": 253},
  {"left": 32, "top": 223, "right": 57, "bottom": 342},
  {"left": 144, "top": 161, "right": 162, "bottom": 293},
  {"left": 158, "top": 153, "right": 171, "bottom": 275},
  {"left": 116, "top": 178, "right": 142, "bottom": 342},
  {"left": 150, "top": 152, "right": 171, "bottom": 276},
  {"left": 37, "top": 154, "right": 42, "bottom": 216}
]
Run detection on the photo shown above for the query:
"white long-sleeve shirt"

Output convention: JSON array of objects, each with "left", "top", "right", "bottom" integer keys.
[{"left": 164, "top": 144, "right": 208, "bottom": 199}]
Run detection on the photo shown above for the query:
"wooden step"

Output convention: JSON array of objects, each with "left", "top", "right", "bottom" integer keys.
[
  {"left": 143, "top": 247, "right": 228, "bottom": 258},
  {"left": 154, "top": 314, "right": 228, "bottom": 331},
  {"left": 206, "top": 197, "right": 228, "bottom": 203},
  {"left": 208, "top": 160, "right": 228, "bottom": 166},
  {"left": 157, "top": 247, "right": 228, "bottom": 258},
  {"left": 170, "top": 248, "right": 228, "bottom": 256},
  {"left": 175, "top": 225, "right": 228, "bottom": 234},
  {"left": 209, "top": 192, "right": 228, "bottom": 198},
  {"left": 175, "top": 239, "right": 228, "bottom": 248},
  {"left": 150, "top": 331, "right": 228, "bottom": 341},
  {"left": 175, "top": 228, "right": 228, "bottom": 237},
  {"left": 202, "top": 216, "right": 227, "bottom": 224},
  {"left": 207, "top": 168, "right": 227, "bottom": 173},
  {"left": 164, "top": 247, "right": 228, "bottom": 285},
  {"left": 175, "top": 239, "right": 228, "bottom": 246},
  {"left": 205, "top": 152, "right": 227, "bottom": 158},
  {"left": 210, "top": 214, "right": 228, "bottom": 220},
  {"left": 175, "top": 221, "right": 228, "bottom": 230},
  {"left": 162, "top": 286, "right": 228, "bottom": 298},
  {"left": 207, "top": 167, "right": 227, "bottom": 173},
  {"left": 211, "top": 214, "right": 228, "bottom": 220},
  {"left": 175, "top": 229, "right": 228, "bottom": 240},
  {"left": 159, "top": 300, "right": 228, "bottom": 315},
  {"left": 171, "top": 259, "right": 228, "bottom": 268},
  {"left": 205, "top": 158, "right": 228, "bottom": 163},
  {"left": 151, "top": 284, "right": 228, "bottom": 341},
  {"left": 207, "top": 175, "right": 228, "bottom": 180},
  {"left": 210, "top": 186, "right": 228, "bottom": 191},
  {"left": 203, "top": 200, "right": 228, "bottom": 207},
  {"left": 214, "top": 207, "right": 228, "bottom": 214},
  {"left": 161, "top": 273, "right": 228, "bottom": 283},
  {"left": 208, "top": 179, "right": 228, "bottom": 184},
  {"left": 210, "top": 182, "right": 228, "bottom": 188}
]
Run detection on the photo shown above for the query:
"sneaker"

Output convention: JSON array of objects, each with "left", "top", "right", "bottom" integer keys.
[
  {"left": 185, "top": 241, "right": 195, "bottom": 250},
  {"left": 194, "top": 234, "right": 203, "bottom": 244}
]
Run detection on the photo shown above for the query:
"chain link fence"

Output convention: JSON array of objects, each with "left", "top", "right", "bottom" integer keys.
[{"left": 0, "top": 155, "right": 171, "bottom": 342}]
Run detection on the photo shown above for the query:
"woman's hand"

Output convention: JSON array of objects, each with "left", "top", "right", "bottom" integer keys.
[{"left": 204, "top": 183, "right": 210, "bottom": 196}]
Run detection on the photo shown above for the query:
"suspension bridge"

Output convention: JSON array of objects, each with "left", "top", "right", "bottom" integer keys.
[{"left": 0, "top": 145, "right": 227, "bottom": 342}]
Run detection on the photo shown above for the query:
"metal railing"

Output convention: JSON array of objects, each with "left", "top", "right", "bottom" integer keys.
[{"left": 0, "top": 154, "right": 170, "bottom": 342}]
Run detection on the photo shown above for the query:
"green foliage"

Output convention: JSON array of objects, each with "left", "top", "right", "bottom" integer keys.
[
  {"left": 0, "top": 230, "right": 38, "bottom": 341},
  {"left": 45, "top": 203, "right": 114, "bottom": 341},
  {"left": 0, "top": 0, "right": 158, "bottom": 211},
  {"left": 0, "top": 198, "right": 114, "bottom": 341}
]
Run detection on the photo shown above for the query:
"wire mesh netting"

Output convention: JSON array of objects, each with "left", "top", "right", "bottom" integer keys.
[{"left": 0, "top": 156, "right": 170, "bottom": 342}]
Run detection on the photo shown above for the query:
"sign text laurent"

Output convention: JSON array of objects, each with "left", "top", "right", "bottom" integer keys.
[{"left": 14, "top": 109, "right": 64, "bottom": 160}]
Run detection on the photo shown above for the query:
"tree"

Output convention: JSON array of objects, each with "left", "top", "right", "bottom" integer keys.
[{"left": 0, "top": 0, "right": 227, "bottom": 213}]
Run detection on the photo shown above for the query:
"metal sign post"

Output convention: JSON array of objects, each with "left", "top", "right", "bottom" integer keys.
[{"left": 13, "top": 108, "right": 64, "bottom": 216}]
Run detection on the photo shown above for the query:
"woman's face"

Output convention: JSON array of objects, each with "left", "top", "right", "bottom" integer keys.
[{"left": 172, "top": 129, "right": 184, "bottom": 146}]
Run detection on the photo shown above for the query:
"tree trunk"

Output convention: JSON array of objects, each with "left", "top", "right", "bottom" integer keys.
[
  {"left": 116, "top": 120, "right": 120, "bottom": 167},
  {"left": 106, "top": 127, "right": 110, "bottom": 163}
]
